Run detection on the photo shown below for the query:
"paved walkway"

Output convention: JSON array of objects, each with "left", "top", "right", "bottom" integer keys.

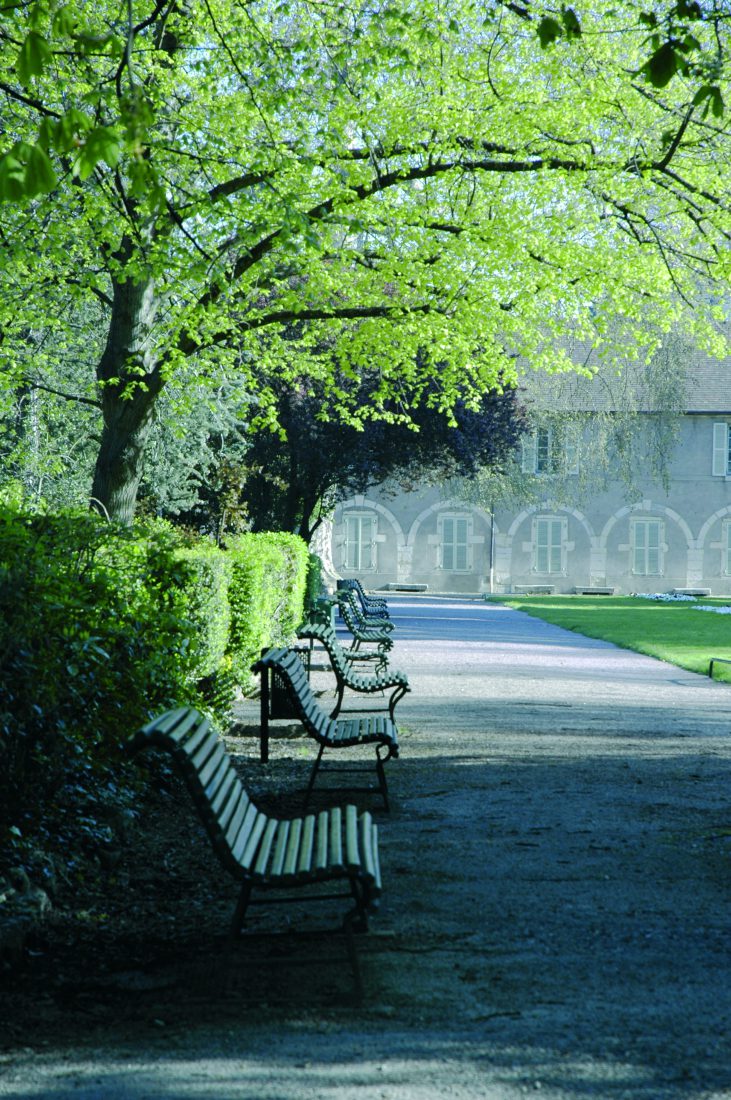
[{"left": 4, "top": 595, "right": 731, "bottom": 1100}]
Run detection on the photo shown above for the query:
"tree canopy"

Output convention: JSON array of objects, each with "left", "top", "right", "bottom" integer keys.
[
  {"left": 1, "top": 1, "right": 730, "bottom": 522},
  {"left": 171, "top": 370, "right": 526, "bottom": 542}
]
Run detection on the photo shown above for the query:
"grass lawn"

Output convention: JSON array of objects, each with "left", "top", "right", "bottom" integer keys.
[{"left": 492, "top": 594, "right": 731, "bottom": 682}]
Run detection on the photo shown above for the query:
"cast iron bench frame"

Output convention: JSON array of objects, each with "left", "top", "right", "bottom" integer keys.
[
  {"left": 254, "top": 646, "right": 399, "bottom": 811},
  {"left": 337, "top": 578, "right": 391, "bottom": 620},
  {"left": 298, "top": 619, "right": 410, "bottom": 720},
  {"left": 128, "top": 706, "right": 382, "bottom": 993}
]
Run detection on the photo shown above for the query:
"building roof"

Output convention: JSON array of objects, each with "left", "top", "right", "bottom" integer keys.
[{"left": 517, "top": 334, "right": 731, "bottom": 415}]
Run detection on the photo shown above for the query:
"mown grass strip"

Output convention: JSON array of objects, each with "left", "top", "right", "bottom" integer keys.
[{"left": 491, "top": 595, "right": 731, "bottom": 682}]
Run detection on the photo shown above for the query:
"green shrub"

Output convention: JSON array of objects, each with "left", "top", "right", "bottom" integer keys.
[
  {"left": 305, "top": 552, "right": 324, "bottom": 611},
  {"left": 175, "top": 544, "right": 232, "bottom": 680},
  {"left": 225, "top": 531, "right": 310, "bottom": 690},
  {"left": 0, "top": 509, "right": 203, "bottom": 849}
]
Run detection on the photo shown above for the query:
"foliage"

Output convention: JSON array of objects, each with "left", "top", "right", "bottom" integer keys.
[
  {"left": 305, "top": 553, "right": 324, "bottom": 612},
  {"left": 459, "top": 331, "right": 694, "bottom": 514},
  {"left": 495, "top": 594, "right": 731, "bottom": 680},
  {"left": 174, "top": 545, "right": 232, "bottom": 681},
  {"left": 0, "top": 2, "right": 729, "bottom": 522},
  {"left": 230, "top": 372, "right": 526, "bottom": 540},
  {"left": 0, "top": 509, "right": 204, "bottom": 851},
  {"left": 225, "top": 532, "right": 311, "bottom": 691}
]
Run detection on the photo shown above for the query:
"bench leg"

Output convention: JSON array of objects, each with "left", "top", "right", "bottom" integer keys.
[
  {"left": 230, "top": 882, "right": 253, "bottom": 938},
  {"left": 303, "top": 743, "right": 326, "bottom": 811},
  {"left": 375, "top": 745, "right": 390, "bottom": 812}
]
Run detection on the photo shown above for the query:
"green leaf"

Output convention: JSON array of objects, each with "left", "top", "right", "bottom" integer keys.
[
  {"left": 73, "top": 126, "right": 121, "bottom": 180},
  {"left": 692, "top": 84, "right": 725, "bottom": 119},
  {"left": 676, "top": 0, "right": 702, "bottom": 19},
  {"left": 16, "top": 30, "right": 52, "bottom": 84},
  {"left": 641, "top": 42, "right": 678, "bottom": 88},
  {"left": 0, "top": 153, "right": 26, "bottom": 201},
  {"left": 561, "top": 7, "right": 582, "bottom": 40},
  {"left": 537, "top": 16, "right": 562, "bottom": 48},
  {"left": 52, "top": 5, "right": 77, "bottom": 36},
  {"left": 24, "top": 142, "right": 57, "bottom": 197}
]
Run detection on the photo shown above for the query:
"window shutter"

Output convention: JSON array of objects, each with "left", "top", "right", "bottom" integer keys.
[
  {"left": 550, "top": 520, "right": 564, "bottom": 572},
  {"left": 712, "top": 423, "right": 728, "bottom": 476},
  {"left": 536, "top": 518, "right": 549, "bottom": 572},
  {"left": 564, "top": 430, "right": 580, "bottom": 475},
  {"left": 441, "top": 518, "right": 454, "bottom": 569},
  {"left": 362, "top": 516, "right": 376, "bottom": 570},
  {"left": 344, "top": 516, "right": 358, "bottom": 569},
  {"left": 633, "top": 522, "right": 646, "bottom": 575},
  {"left": 647, "top": 521, "right": 660, "bottom": 575},
  {"left": 522, "top": 433, "right": 536, "bottom": 473},
  {"left": 455, "top": 517, "right": 468, "bottom": 571}
]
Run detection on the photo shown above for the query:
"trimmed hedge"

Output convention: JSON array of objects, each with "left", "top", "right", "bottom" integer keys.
[
  {"left": 0, "top": 508, "right": 315, "bottom": 862},
  {"left": 225, "top": 531, "right": 312, "bottom": 690},
  {"left": 0, "top": 510, "right": 202, "bottom": 844}
]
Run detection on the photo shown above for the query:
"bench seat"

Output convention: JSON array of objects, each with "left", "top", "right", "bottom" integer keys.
[
  {"left": 254, "top": 647, "right": 399, "bottom": 811},
  {"left": 128, "top": 707, "right": 382, "bottom": 942},
  {"left": 298, "top": 619, "right": 410, "bottom": 720}
]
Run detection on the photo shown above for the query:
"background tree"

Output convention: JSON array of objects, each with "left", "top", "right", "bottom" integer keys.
[
  {"left": 0, "top": 1, "right": 730, "bottom": 522},
  {"left": 172, "top": 370, "right": 527, "bottom": 542}
]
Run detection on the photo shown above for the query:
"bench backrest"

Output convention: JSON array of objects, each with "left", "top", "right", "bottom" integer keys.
[
  {"left": 253, "top": 647, "right": 336, "bottom": 743},
  {"left": 128, "top": 707, "right": 261, "bottom": 882},
  {"left": 337, "top": 591, "right": 392, "bottom": 642},
  {"left": 298, "top": 620, "right": 352, "bottom": 680}
]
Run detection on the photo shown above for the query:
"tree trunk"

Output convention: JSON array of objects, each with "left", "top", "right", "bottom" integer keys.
[{"left": 90, "top": 252, "right": 161, "bottom": 524}]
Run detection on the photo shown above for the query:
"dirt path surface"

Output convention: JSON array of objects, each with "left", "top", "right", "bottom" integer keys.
[{"left": 2, "top": 595, "right": 731, "bottom": 1099}]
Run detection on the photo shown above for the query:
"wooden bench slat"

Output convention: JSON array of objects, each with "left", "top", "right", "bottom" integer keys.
[
  {"left": 226, "top": 798, "right": 258, "bottom": 858},
  {"left": 282, "top": 817, "right": 303, "bottom": 879},
  {"left": 329, "top": 806, "right": 343, "bottom": 869},
  {"left": 252, "top": 817, "right": 279, "bottom": 877},
  {"left": 345, "top": 804, "right": 359, "bottom": 869},
  {"left": 296, "top": 814, "right": 316, "bottom": 878},
  {"left": 268, "top": 819, "right": 291, "bottom": 879},
  {"left": 129, "top": 706, "right": 382, "bottom": 949},
  {"left": 237, "top": 809, "right": 268, "bottom": 869}
]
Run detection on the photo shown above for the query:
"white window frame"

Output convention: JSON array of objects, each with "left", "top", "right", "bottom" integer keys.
[
  {"left": 712, "top": 422, "right": 731, "bottom": 476},
  {"left": 723, "top": 520, "right": 731, "bottom": 576},
  {"left": 631, "top": 518, "right": 664, "bottom": 576},
  {"left": 532, "top": 515, "right": 567, "bottom": 575},
  {"left": 342, "top": 511, "right": 377, "bottom": 573},
  {"left": 522, "top": 426, "right": 579, "bottom": 475},
  {"left": 438, "top": 512, "right": 473, "bottom": 572}
]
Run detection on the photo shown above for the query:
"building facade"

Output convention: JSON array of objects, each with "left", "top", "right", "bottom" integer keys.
[{"left": 321, "top": 366, "right": 731, "bottom": 596}]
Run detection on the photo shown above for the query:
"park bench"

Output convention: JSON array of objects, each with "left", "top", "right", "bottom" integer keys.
[
  {"left": 336, "top": 592, "right": 394, "bottom": 671},
  {"left": 338, "top": 587, "right": 395, "bottom": 633},
  {"left": 337, "top": 578, "right": 390, "bottom": 620},
  {"left": 128, "top": 706, "right": 382, "bottom": 993},
  {"left": 297, "top": 619, "right": 410, "bottom": 720},
  {"left": 254, "top": 646, "right": 399, "bottom": 811}
]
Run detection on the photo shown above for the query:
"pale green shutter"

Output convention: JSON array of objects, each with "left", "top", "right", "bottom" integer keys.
[
  {"left": 713, "top": 423, "right": 728, "bottom": 476},
  {"left": 536, "top": 518, "right": 549, "bottom": 572},
  {"left": 647, "top": 521, "right": 660, "bottom": 575},
  {"left": 442, "top": 517, "right": 454, "bottom": 569},
  {"left": 361, "top": 516, "right": 376, "bottom": 570},
  {"left": 455, "top": 518, "right": 468, "bottom": 571},
  {"left": 345, "top": 516, "right": 358, "bottom": 570},
  {"left": 522, "top": 433, "right": 536, "bottom": 473},
  {"left": 549, "top": 519, "right": 563, "bottom": 572},
  {"left": 633, "top": 522, "right": 645, "bottom": 574}
]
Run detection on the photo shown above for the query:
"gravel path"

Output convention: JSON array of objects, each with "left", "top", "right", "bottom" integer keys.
[{"left": 2, "top": 595, "right": 730, "bottom": 1099}]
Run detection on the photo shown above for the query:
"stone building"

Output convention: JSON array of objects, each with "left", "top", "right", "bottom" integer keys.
[{"left": 319, "top": 350, "right": 731, "bottom": 596}]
